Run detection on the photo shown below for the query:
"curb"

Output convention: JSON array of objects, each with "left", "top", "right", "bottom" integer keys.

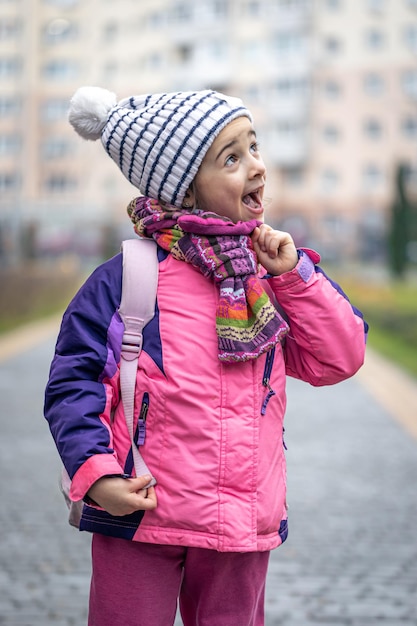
[{"left": 356, "top": 347, "right": 417, "bottom": 441}]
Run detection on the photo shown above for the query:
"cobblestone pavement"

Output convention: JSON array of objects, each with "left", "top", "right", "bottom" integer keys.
[{"left": 1, "top": 326, "right": 416, "bottom": 625}]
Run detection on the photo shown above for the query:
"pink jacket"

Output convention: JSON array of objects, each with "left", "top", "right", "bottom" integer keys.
[{"left": 45, "top": 248, "right": 366, "bottom": 552}]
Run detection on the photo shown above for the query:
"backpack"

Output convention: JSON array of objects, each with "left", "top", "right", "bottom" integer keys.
[{"left": 60, "top": 238, "right": 159, "bottom": 528}]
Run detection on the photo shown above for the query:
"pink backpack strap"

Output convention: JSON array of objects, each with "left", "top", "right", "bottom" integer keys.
[{"left": 119, "top": 238, "right": 158, "bottom": 487}]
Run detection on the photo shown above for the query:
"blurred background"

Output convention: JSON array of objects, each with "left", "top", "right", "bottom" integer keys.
[{"left": 0, "top": 0, "right": 417, "bottom": 374}]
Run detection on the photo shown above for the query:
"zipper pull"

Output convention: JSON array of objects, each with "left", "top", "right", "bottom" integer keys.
[
  {"left": 137, "top": 393, "right": 149, "bottom": 446},
  {"left": 261, "top": 382, "right": 276, "bottom": 416},
  {"left": 139, "top": 396, "right": 149, "bottom": 422},
  {"left": 261, "top": 347, "right": 276, "bottom": 415}
]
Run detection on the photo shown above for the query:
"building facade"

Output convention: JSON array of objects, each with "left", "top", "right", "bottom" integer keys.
[{"left": 0, "top": 0, "right": 416, "bottom": 262}]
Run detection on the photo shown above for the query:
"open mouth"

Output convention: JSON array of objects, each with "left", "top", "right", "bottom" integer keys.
[{"left": 242, "top": 190, "right": 263, "bottom": 210}]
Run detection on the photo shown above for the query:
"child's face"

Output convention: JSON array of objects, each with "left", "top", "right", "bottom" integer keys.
[{"left": 190, "top": 117, "right": 266, "bottom": 223}]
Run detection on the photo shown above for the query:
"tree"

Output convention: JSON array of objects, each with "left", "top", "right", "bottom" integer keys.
[{"left": 388, "top": 164, "right": 411, "bottom": 277}]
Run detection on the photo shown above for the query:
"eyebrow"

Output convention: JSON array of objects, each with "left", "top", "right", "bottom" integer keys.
[{"left": 215, "top": 129, "right": 257, "bottom": 161}]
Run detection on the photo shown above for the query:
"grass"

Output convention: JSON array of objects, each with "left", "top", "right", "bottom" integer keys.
[
  {"left": 0, "top": 261, "right": 83, "bottom": 335},
  {"left": 329, "top": 270, "right": 417, "bottom": 379},
  {"left": 2, "top": 261, "right": 417, "bottom": 381}
]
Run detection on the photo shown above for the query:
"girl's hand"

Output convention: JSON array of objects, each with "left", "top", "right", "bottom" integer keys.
[
  {"left": 87, "top": 474, "right": 157, "bottom": 517},
  {"left": 251, "top": 224, "right": 298, "bottom": 276}
]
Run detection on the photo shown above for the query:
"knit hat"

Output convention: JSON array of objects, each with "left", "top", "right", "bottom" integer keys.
[{"left": 68, "top": 86, "right": 252, "bottom": 207}]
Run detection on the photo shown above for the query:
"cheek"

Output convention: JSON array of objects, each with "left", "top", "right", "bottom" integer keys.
[{"left": 195, "top": 182, "right": 221, "bottom": 210}]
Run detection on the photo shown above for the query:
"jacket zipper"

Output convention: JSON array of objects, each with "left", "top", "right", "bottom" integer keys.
[
  {"left": 123, "top": 392, "right": 149, "bottom": 475},
  {"left": 261, "top": 347, "right": 276, "bottom": 415},
  {"left": 136, "top": 392, "right": 149, "bottom": 446},
  {"left": 260, "top": 349, "right": 287, "bottom": 449}
]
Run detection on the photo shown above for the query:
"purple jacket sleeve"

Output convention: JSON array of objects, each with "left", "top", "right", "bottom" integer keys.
[
  {"left": 268, "top": 249, "right": 367, "bottom": 386},
  {"left": 44, "top": 254, "right": 125, "bottom": 489}
]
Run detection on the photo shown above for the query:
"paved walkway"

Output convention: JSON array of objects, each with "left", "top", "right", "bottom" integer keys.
[{"left": 0, "top": 317, "right": 416, "bottom": 625}]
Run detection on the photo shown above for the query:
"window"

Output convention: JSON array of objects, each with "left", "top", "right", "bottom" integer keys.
[
  {"left": 0, "top": 96, "right": 21, "bottom": 116},
  {"left": 404, "top": 25, "right": 417, "bottom": 54},
  {"left": 324, "top": 0, "right": 343, "bottom": 9},
  {"left": 41, "top": 99, "right": 69, "bottom": 121},
  {"left": 322, "top": 124, "right": 340, "bottom": 143},
  {"left": 0, "top": 171, "right": 19, "bottom": 192},
  {"left": 244, "top": 85, "right": 261, "bottom": 102},
  {"left": 401, "top": 116, "right": 417, "bottom": 139},
  {"left": 0, "top": 18, "right": 21, "bottom": 39},
  {"left": 207, "top": 40, "right": 227, "bottom": 60},
  {"left": 0, "top": 134, "right": 21, "bottom": 155},
  {"left": 321, "top": 79, "right": 341, "bottom": 99},
  {"left": 43, "top": 0, "right": 78, "bottom": 6},
  {"left": 402, "top": 69, "right": 417, "bottom": 98},
  {"left": 363, "top": 118, "right": 383, "bottom": 139},
  {"left": 362, "top": 164, "right": 384, "bottom": 190},
  {"left": 366, "top": 0, "right": 385, "bottom": 12},
  {"left": 363, "top": 72, "right": 384, "bottom": 96},
  {"left": 276, "top": 0, "right": 310, "bottom": 7},
  {"left": 44, "top": 19, "right": 78, "bottom": 44},
  {"left": 365, "top": 29, "right": 386, "bottom": 50},
  {"left": 212, "top": 0, "right": 229, "bottom": 17},
  {"left": 145, "top": 53, "right": 164, "bottom": 70},
  {"left": 274, "top": 32, "right": 305, "bottom": 57},
  {"left": 320, "top": 168, "right": 339, "bottom": 193},
  {"left": 42, "top": 59, "right": 78, "bottom": 80},
  {"left": 0, "top": 57, "right": 22, "bottom": 78},
  {"left": 275, "top": 120, "right": 305, "bottom": 138},
  {"left": 147, "top": 11, "right": 165, "bottom": 28},
  {"left": 242, "top": 41, "right": 262, "bottom": 61},
  {"left": 285, "top": 167, "right": 304, "bottom": 187},
  {"left": 172, "top": 2, "right": 192, "bottom": 21},
  {"left": 323, "top": 36, "right": 342, "bottom": 54},
  {"left": 322, "top": 213, "right": 346, "bottom": 235},
  {"left": 177, "top": 44, "right": 193, "bottom": 62},
  {"left": 245, "top": 0, "right": 261, "bottom": 16},
  {"left": 45, "top": 174, "right": 76, "bottom": 192},
  {"left": 275, "top": 77, "right": 309, "bottom": 97},
  {"left": 41, "top": 138, "right": 73, "bottom": 159},
  {"left": 103, "top": 21, "right": 118, "bottom": 41}
]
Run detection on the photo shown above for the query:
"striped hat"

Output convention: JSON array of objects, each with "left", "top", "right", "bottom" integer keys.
[{"left": 68, "top": 86, "right": 252, "bottom": 207}]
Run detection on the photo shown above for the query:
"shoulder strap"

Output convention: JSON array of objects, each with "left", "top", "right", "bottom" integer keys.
[{"left": 119, "top": 238, "right": 158, "bottom": 487}]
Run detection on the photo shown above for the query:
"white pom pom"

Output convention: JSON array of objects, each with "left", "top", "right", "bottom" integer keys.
[{"left": 68, "top": 86, "right": 117, "bottom": 141}]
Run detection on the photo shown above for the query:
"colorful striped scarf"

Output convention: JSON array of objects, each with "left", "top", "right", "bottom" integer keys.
[{"left": 128, "top": 196, "right": 289, "bottom": 363}]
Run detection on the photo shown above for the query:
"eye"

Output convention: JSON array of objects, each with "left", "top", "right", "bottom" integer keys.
[
  {"left": 250, "top": 141, "right": 260, "bottom": 154},
  {"left": 225, "top": 154, "right": 238, "bottom": 167}
]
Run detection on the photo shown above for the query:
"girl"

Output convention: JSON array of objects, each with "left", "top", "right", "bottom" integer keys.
[{"left": 45, "top": 87, "right": 367, "bottom": 626}]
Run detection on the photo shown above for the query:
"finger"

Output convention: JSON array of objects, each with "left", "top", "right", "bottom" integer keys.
[
  {"left": 261, "top": 233, "right": 278, "bottom": 258},
  {"left": 131, "top": 489, "right": 158, "bottom": 511},
  {"left": 251, "top": 226, "right": 260, "bottom": 243},
  {"left": 142, "top": 487, "right": 158, "bottom": 509},
  {"left": 255, "top": 230, "right": 268, "bottom": 252},
  {"left": 128, "top": 475, "right": 153, "bottom": 491}
]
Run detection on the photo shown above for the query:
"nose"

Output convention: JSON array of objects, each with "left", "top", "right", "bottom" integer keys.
[{"left": 249, "top": 152, "right": 266, "bottom": 180}]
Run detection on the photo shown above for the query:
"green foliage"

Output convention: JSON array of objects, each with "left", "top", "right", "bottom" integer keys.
[
  {"left": 0, "top": 263, "right": 83, "bottom": 334},
  {"left": 388, "top": 163, "right": 417, "bottom": 277},
  {"left": 336, "top": 275, "right": 417, "bottom": 379}
]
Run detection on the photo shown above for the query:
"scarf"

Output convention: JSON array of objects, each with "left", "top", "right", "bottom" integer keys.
[{"left": 127, "top": 196, "right": 289, "bottom": 363}]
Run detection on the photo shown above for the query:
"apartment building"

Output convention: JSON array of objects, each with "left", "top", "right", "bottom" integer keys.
[
  {"left": 277, "top": 0, "right": 417, "bottom": 261},
  {"left": 0, "top": 0, "right": 416, "bottom": 261}
]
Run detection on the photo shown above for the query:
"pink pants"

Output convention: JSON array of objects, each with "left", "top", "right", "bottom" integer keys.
[{"left": 88, "top": 535, "right": 270, "bottom": 626}]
